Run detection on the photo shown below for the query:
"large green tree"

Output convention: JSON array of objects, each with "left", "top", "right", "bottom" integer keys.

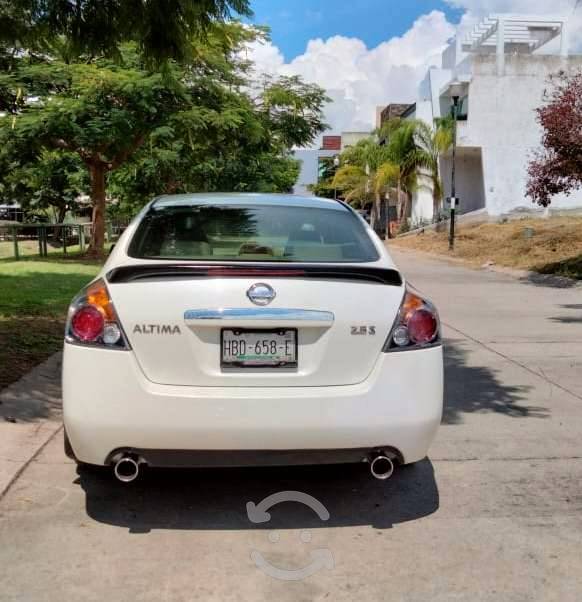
[
  {"left": 0, "top": 0, "right": 250, "bottom": 255},
  {"left": 0, "top": 25, "right": 328, "bottom": 256},
  {"left": 2, "top": 150, "right": 86, "bottom": 222},
  {"left": 109, "top": 75, "right": 324, "bottom": 213},
  {"left": 1, "top": 56, "right": 191, "bottom": 254},
  {"left": 0, "top": 0, "right": 251, "bottom": 65}
]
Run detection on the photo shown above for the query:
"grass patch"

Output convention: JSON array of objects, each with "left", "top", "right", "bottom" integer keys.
[
  {"left": 390, "top": 217, "right": 582, "bottom": 280},
  {"left": 0, "top": 259, "right": 100, "bottom": 390},
  {"left": 0, "top": 239, "right": 87, "bottom": 259}
]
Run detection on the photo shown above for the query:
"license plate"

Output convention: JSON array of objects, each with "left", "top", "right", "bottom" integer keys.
[{"left": 221, "top": 329, "right": 297, "bottom": 368}]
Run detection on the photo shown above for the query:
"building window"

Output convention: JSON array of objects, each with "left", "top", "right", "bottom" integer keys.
[{"left": 456, "top": 95, "right": 469, "bottom": 121}]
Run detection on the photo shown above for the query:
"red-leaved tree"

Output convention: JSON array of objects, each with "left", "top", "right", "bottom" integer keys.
[{"left": 527, "top": 72, "right": 582, "bottom": 206}]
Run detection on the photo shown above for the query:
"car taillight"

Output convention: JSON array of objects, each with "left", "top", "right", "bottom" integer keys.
[
  {"left": 65, "top": 279, "right": 129, "bottom": 349},
  {"left": 408, "top": 309, "right": 438, "bottom": 344},
  {"left": 71, "top": 305, "right": 104, "bottom": 342},
  {"left": 383, "top": 286, "right": 440, "bottom": 352}
]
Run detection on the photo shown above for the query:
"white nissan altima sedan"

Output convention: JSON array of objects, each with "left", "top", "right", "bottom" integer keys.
[{"left": 63, "top": 193, "right": 443, "bottom": 482}]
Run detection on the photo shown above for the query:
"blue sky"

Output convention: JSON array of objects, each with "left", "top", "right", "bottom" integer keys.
[{"left": 249, "top": 0, "right": 463, "bottom": 60}]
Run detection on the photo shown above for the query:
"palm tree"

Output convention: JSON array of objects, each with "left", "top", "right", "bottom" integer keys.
[
  {"left": 332, "top": 121, "right": 420, "bottom": 235},
  {"left": 374, "top": 160, "right": 407, "bottom": 237},
  {"left": 331, "top": 164, "right": 370, "bottom": 205},
  {"left": 331, "top": 118, "right": 451, "bottom": 234},
  {"left": 380, "top": 119, "right": 419, "bottom": 222},
  {"left": 332, "top": 137, "right": 392, "bottom": 230},
  {"left": 408, "top": 118, "right": 453, "bottom": 217}
]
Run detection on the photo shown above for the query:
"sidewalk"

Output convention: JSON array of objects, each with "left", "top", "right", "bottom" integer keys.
[{"left": 0, "top": 352, "right": 63, "bottom": 498}]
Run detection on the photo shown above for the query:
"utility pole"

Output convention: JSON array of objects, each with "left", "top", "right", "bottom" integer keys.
[
  {"left": 449, "top": 94, "right": 459, "bottom": 251},
  {"left": 447, "top": 79, "right": 465, "bottom": 251},
  {"left": 333, "top": 155, "right": 340, "bottom": 200}
]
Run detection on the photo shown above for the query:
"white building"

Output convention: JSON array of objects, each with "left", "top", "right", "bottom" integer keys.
[
  {"left": 340, "top": 131, "right": 372, "bottom": 151},
  {"left": 409, "top": 14, "right": 582, "bottom": 223}
]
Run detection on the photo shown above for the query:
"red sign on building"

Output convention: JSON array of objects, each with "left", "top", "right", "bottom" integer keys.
[{"left": 321, "top": 135, "right": 342, "bottom": 151}]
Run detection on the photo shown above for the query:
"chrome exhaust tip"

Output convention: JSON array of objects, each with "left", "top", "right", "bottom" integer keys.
[
  {"left": 113, "top": 455, "right": 142, "bottom": 483},
  {"left": 369, "top": 454, "right": 395, "bottom": 480}
]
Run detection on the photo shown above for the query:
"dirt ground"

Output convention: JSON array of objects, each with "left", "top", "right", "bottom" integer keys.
[{"left": 390, "top": 217, "right": 582, "bottom": 279}]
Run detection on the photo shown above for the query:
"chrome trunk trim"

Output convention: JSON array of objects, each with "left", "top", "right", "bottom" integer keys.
[{"left": 184, "top": 308, "right": 334, "bottom": 326}]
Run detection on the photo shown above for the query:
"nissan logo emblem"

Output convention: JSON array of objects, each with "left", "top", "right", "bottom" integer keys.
[{"left": 247, "top": 283, "right": 276, "bottom": 306}]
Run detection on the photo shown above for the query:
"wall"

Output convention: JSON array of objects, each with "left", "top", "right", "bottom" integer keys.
[
  {"left": 341, "top": 132, "right": 370, "bottom": 150},
  {"left": 292, "top": 149, "right": 337, "bottom": 196},
  {"left": 428, "top": 68, "right": 453, "bottom": 120},
  {"left": 442, "top": 38, "right": 467, "bottom": 71},
  {"left": 458, "top": 54, "right": 582, "bottom": 214},
  {"left": 440, "top": 148, "right": 486, "bottom": 215}
]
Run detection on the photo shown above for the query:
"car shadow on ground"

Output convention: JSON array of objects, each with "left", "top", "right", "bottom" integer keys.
[
  {"left": 77, "top": 459, "right": 439, "bottom": 534},
  {"left": 443, "top": 339, "right": 548, "bottom": 424}
]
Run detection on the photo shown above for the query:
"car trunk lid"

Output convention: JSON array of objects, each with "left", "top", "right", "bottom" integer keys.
[{"left": 107, "top": 264, "right": 404, "bottom": 387}]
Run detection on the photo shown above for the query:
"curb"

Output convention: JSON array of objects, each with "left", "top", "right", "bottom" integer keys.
[
  {"left": 0, "top": 352, "right": 63, "bottom": 499},
  {"left": 0, "top": 423, "right": 63, "bottom": 500}
]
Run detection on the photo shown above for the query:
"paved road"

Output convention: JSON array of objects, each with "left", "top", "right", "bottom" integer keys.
[{"left": 1, "top": 249, "right": 582, "bottom": 601}]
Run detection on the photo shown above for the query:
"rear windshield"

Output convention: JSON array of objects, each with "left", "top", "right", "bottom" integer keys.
[{"left": 128, "top": 204, "right": 379, "bottom": 263}]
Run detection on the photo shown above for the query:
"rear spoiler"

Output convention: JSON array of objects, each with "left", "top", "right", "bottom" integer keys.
[{"left": 106, "top": 264, "right": 403, "bottom": 286}]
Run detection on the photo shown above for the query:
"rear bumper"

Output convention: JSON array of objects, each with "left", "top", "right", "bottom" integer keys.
[
  {"left": 63, "top": 343, "right": 443, "bottom": 466},
  {"left": 104, "top": 447, "right": 403, "bottom": 468}
]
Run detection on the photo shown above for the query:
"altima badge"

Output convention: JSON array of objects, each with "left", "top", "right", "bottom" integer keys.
[
  {"left": 247, "top": 283, "right": 276, "bottom": 306},
  {"left": 133, "top": 324, "right": 181, "bottom": 335}
]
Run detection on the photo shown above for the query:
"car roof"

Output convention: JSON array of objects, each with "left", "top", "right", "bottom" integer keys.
[{"left": 152, "top": 193, "right": 348, "bottom": 212}]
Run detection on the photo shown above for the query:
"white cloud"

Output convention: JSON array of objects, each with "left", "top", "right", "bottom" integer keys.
[
  {"left": 244, "top": 37, "right": 285, "bottom": 75},
  {"left": 247, "top": 3, "right": 581, "bottom": 136},
  {"left": 247, "top": 11, "right": 455, "bottom": 133}
]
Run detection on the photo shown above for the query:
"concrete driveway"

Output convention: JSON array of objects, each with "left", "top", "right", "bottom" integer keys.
[{"left": 1, "top": 249, "right": 582, "bottom": 601}]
